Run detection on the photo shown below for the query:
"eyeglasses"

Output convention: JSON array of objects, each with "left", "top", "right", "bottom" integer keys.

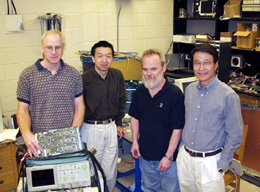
[
  {"left": 193, "top": 61, "right": 214, "bottom": 68},
  {"left": 44, "top": 46, "right": 63, "bottom": 52}
]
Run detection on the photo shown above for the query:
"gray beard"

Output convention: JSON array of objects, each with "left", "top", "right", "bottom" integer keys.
[{"left": 142, "top": 73, "right": 163, "bottom": 89}]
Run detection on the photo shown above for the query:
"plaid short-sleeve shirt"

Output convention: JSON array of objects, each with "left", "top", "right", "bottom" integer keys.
[{"left": 17, "top": 59, "right": 83, "bottom": 133}]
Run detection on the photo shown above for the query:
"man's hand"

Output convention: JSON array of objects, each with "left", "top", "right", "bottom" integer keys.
[
  {"left": 131, "top": 141, "right": 140, "bottom": 159},
  {"left": 159, "top": 156, "right": 172, "bottom": 172},
  {"left": 117, "top": 126, "right": 127, "bottom": 139},
  {"left": 23, "top": 132, "right": 43, "bottom": 157}
]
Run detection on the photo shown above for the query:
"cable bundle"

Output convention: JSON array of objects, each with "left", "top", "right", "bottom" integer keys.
[
  {"left": 7, "top": 0, "right": 17, "bottom": 15},
  {"left": 38, "top": 13, "right": 62, "bottom": 35}
]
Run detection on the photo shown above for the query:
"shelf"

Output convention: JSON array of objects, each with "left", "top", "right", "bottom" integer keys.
[
  {"left": 175, "top": 17, "right": 217, "bottom": 21},
  {"left": 233, "top": 88, "right": 260, "bottom": 99},
  {"left": 232, "top": 46, "right": 260, "bottom": 52},
  {"left": 175, "top": 17, "right": 260, "bottom": 22},
  {"left": 173, "top": 39, "right": 224, "bottom": 45},
  {"left": 237, "top": 17, "right": 260, "bottom": 22}
]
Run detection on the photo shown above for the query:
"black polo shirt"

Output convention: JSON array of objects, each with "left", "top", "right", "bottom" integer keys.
[{"left": 129, "top": 79, "right": 185, "bottom": 161}]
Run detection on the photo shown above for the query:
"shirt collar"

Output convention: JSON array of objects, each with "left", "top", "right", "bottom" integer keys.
[
  {"left": 197, "top": 76, "right": 218, "bottom": 92},
  {"left": 35, "top": 59, "right": 65, "bottom": 71},
  {"left": 161, "top": 78, "right": 171, "bottom": 93},
  {"left": 91, "top": 67, "right": 111, "bottom": 80}
]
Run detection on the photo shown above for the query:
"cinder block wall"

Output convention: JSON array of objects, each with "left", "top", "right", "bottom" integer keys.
[{"left": 0, "top": 0, "right": 173, "bottom": 127}]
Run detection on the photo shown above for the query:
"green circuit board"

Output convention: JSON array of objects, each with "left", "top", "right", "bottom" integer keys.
[{"left": 35, "top": 126, "right": 83, "bottom": 158}]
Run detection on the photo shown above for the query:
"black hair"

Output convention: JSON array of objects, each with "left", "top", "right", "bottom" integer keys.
[
  {"left": 191, "top": 44, "right": 218, "bottom": 63},
  {"left": 91, "top": 41, "right": 115, "bottom": 57}
]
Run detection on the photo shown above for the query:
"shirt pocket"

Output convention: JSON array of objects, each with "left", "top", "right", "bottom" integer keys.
[{"left": 204, "top": 106, "right": 224, "bottom": 128}]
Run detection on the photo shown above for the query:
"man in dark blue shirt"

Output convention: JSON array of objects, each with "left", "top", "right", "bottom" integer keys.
[{"left": 129, "top": 49, "right": 185, "bottom": 192}]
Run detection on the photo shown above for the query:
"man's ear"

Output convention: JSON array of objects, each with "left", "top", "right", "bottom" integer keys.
[
  {"left": 215, "top": 61, "right": 219, "bottom": 70},
  {"left": 163, "top": 63, "right": 167, "bottom": 72},
  {"left": 91, "top": 56, "right": 95, "bottom": 63}
]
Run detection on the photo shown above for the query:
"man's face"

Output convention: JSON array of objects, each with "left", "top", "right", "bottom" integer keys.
[
  {"left": 193, "top": 51, "right": 218, "bottom": 88},
  {"left": 92, "top": 47, "right": 113, "bottom": 74},
  {"left": 41, "top": 33, "right": 64, "bottom": 65},
  {"left": 142, "top": 54, "right": 166, "bottom": 89}
]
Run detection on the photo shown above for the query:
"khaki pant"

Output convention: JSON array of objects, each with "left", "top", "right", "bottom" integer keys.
[
  {"left": 177, "top": 145, "right": 225, "bottom": 192},
  {"left": 81, "top": 122, "right": 118, "bottom": 192}
]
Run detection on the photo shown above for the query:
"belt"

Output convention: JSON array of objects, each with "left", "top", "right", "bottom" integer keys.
[
  {"left": 184, "top": 146, "right": 222, "bottom": 157},
  {"left": 85, "top": 118, "right": 114, "bottom": 125}
]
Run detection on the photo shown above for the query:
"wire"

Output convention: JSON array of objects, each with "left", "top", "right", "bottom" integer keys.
[
  {"left": 40, "top": 17, "right": 45, "bottom": 35},
  {"left": 46, "top": 13, "right": 52, "bottom": 30},
  {"left": 11, "top": 0, "right": 17, "bottom": 14},
  {"left": 6, "top": 0, "right": 17, "bottom": 15},
  {"left": 7, "top": 0, "right": 9, "bottom": 15},
  {"left": 135, "top": 4, "right": 143, "bottom": 53},
  {"left": 117, "top": 0, "right": 123, "bottom": 53},
  {"left": 165, "top": 41, "right": 173, "bottom": 55},
  {"left": 177, "top": 43, "right": 182, "bottom": 70},
  {"left": 2, "top": 115, "right": 8, "bottom": 128},
  {"left": 38, "top": 13, "right": 63, "bottom": 34},
  {"left": 82, "top": 148, "right": 108, "bottom": 192},
  {"left": 22, "top": 0, "right": 108, "bottom": 27},
  {"left": 229, "top": 167, "right": 238, "bottom": 192},
  {"left": 113, "top": 52, "right": 139, "bottom": 61},
  {"left": 18, "top": 149, "right": 110, "bottom": 192},
  {"left": 18, "top": 152, "right": 29, "bottom": 192},
  {"left": 165, "top": 42, "right": 173, "bottom": 66}
]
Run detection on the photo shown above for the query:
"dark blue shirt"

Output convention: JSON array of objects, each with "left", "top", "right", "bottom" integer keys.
[{"left": 129, "top": 79, "right": 185, "bottom": 161}]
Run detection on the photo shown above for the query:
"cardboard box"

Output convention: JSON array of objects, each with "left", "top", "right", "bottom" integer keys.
[
  {"left": 234, "top": 23, "right": 260, "bottom": 49},
  {"left": 220, "top": 32, "right": 233, "bottom": 42},
  {"left": 224, "top": 0, "right": 242, "bottom": 18},
  {"left": 81, "top": 56, "right": 142, "bottom": 80},
  {"left": 173, "top": 34, "right": 196, "bottom": 44},
  {"left": 111, "top": 58, "right": 142, "bottom": 80}
]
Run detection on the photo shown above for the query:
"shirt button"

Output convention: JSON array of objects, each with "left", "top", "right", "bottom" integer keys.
[
  {"left": 206, "top": 92, "right": 209, "bottom": 94},
  {"left": 195, "top": 118, "right": 197, "bottom": 121},
  {"left": 191, "top": 142, "right": 194, "bottom": 145},
  {"left": 201, "top": 94, "right": 203, "bottom": 96},
  {"left": 198, "top": 106, "right": 200, "bottom": 108},
  {"left": 192, "top": 130, "right": 195, "bottom": 133}
]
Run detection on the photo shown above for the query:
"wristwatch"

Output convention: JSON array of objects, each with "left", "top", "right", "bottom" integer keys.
[
  {"left": 165, "top": 155, "right": 173, "bottom": 161},
  {"left": 218, "top": 168, "right": 224, "bottom": 174}
]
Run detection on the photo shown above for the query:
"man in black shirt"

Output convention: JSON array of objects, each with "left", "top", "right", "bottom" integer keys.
[
  {"left": 129, "top": 49, "right": 185, "bottom": 192},
  {"left": 81, "top": 41, "right": 127, "bottom": 192}
]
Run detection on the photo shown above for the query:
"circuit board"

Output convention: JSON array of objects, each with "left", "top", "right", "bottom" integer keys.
[{"left": 35, "top": 126, "right": 83, "bottom": 158}]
